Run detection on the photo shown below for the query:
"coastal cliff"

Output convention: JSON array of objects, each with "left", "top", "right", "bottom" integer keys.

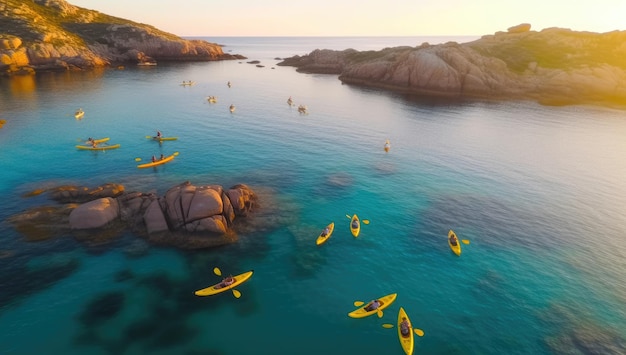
[
  {"left": 0, "top": 0, "right": 243, "bottom": 75},
  {"left": 278, "top": 24, "right": 626, "bottom": 107}
]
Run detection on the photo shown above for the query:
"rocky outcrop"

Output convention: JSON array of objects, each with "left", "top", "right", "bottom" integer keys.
[
  {"left": 69, "top": 197, "right": 119, "bottom": 229},
  {"left": 9, "top": 181, "right": 258, "bottom": 249},
  {"left": 0, "top": 0, "right": 245, "bottom": 75},
  {"left": 278, "top": 25, "right": 626, "bottom": 107}
]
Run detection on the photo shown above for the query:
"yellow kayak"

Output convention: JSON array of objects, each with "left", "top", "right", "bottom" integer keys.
[
  {"left": 84, "top": 137, "right": 109, "bottom": 144},
  {"left": 194, "top": 270, "right": 254, "bottom": 296},
  {"left": 398, "top": 307, "right": 414, "bottom": 355},
  {"left": 350, "top": 214, "right": 360, "bottom": 237},
  {"left": 348, "top": 293, "right": 397, "bottom": 318},
  {"left": 137, "top": 154, "right": 176, "bottom": 168},
  {"left": 316, "top": 222, "right": 335, "bottom": 246},
  {"left": 149, "top": 136, "right": 178, "bottom": 142},
  {"left": 448, "top": 230, "right": 461, "bottom": 256},
  {"left": 76, "top": 143, "right": 120, "bottom": 150}
]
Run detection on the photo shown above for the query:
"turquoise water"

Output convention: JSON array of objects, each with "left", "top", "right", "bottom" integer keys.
[{"left": 1, "top": 37, "right": 625, "bottom": 355}]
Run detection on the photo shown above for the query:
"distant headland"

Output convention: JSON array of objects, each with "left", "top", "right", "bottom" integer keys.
[
  {"left": 0, "top": 0, "right": 245, "bottom": 75},
  {"left": 278, "top": 24, "right": 626, "bottom": 107}
]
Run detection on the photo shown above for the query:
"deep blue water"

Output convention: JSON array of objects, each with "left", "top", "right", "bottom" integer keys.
[{"left": 0, "top": 37, "right": 625, "bottom": 355}]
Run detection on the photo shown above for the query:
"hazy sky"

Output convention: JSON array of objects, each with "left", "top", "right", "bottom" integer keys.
[{"left": 68, "top": 0, "right": 625, "bottom": 37}]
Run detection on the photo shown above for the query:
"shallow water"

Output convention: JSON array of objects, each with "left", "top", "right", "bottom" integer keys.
[{"left": 0, "top": 37, "right": 625, "bottom": 354}]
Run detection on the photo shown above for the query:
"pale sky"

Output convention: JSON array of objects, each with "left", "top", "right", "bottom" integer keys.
[{"left": 68, "top": 0, "right": 625, "bottom": 37}]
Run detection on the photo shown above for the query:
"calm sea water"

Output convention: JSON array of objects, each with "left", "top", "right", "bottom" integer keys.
[{"left": 0, "top": 37, "right": 625, "bottom": 355}]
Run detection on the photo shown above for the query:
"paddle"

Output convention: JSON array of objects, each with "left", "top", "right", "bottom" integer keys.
[
  {"left": 213, "top": 267, "right": 241, "bottom": 298},
  {"left": 173, "top": 151, "right": 179, "bottom": 156},
  {"left": 462, "top": 240, "right": 470, "bottom": 245},
  {"left": 135, "top": 158, "right": 142, "bottom": 162},
  {"left": 381, "top": 324, "right": 425, "bottom": 336},
  {"left": 346, "top": 214, "right": 370, "bottom": 224}
]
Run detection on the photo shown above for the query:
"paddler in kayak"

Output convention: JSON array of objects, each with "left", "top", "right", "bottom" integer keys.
[
  {"left": 321, "top": 226, "right": 330, "bottom": 237},
  {"left": 215, "top": 275, "right": 235, "bottom": 289},
  {"left": 364, "top": 299, "right": 381, "bottom": 311},
  {"left": 351, "top": 218, "right": 359, "bottom": 230},
  {"left": 449, "top": 233, "right": 458, "bottom": 246},
  {"left": 400, "top": 317, "right": 411, "bottom": 337},
  {"left": 156, "top": 131, "right": 162, "bottom": 139}
]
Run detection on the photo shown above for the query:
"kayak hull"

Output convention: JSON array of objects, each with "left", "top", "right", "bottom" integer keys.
[
  {"left": 137, "top": 154, "right": 175, "bottom": 168},
  {"left": 76, "top": 144, "right": 120, "bottom": 150},
  {"left": 194, "top": 270, "right": 254, "bottom": 296},
  {"left": 348, "top": 293, "right": 397, "bottom": 318},
  {"left": 398, "top": 307, "right": 415, "bottom": 355},
  {"left": 316, "top": 222, "right": 335, "bottom": 245},
  {"left": 150, "top": 137, "right": 178, "bottom": 141},
  {"left": 350, "top": 214, "right": 360, "bottom": 237},
  {"left": 85, "top": 137, "right": 109, "bottom": 144},
  {"left": 448, "top": 230, "right": 461, "bottom": 256}
]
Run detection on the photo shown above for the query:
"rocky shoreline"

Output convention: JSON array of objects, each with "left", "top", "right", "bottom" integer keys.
[
  {"left": 0, "top": 0, "right": 245, "bottom": 75},
  {"left": 278, "top": 24, "right": 626, "bottom": 107}
]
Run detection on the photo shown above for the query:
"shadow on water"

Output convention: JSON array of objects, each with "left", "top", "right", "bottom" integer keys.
[
  {"left": 0, "top": 252, "right": 81, "bottom": 310},
  {"left": 74, "top": 249, "right": 262, "bottom": 353}
]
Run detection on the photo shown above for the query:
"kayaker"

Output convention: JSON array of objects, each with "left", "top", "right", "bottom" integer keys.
[
  {"left": 351, "top": 219, "right": 359, "bottom": 229},
  {"left": 400, "top": 317, "right": 411, "bottom": 337},
  {"left": 156, "top": 131, "right": 162, "bottom": 139},
  {"left": 91, "top": 140, "right": 97, "bottom": 148},
  {"left": 321, "top": 226, "right": 330, "bottom": 236},
  {"left": 216, "top": 275, "right": 235, "bottom": 289},
  {"left": 450, "top": 234, "right": 458, "bottom": 246},
  {"left": 160, "top": 154, "right": 164, "bottom": 160},
  {"left": 151, "top": 155, "right": 157, "bottom": 162},
  {"left": 364, "top": 299, "right": 381, "bottom": 311}
]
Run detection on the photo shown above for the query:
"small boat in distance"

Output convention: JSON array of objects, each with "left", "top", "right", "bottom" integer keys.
[
  {"left": 229, "top": 104, "right": 236, "bottom": 113},
  {"left": 137, "top": 61, "right": 157, "bottom": 66},
  {"left": 74, "top": 108, "right": 84, "bottom": 119},
  {"left": 207, "top": 96, "right": 217, "bottom": 103},
  {"left": 181, "top": 80, "right": 195, "bottom": 86},
  {"left": 384, "top": 139, "right": 391, "bottom": 152},
  {"left": 287, "top": 96, "right": 294, "bottom": 106},
  {"left": 298, "top": 105, "right": 308, "bottom": 114}
]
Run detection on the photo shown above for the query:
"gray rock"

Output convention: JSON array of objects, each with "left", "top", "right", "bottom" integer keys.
[{"left": 69, "top": 197, "right": 119, "bottom": 229}]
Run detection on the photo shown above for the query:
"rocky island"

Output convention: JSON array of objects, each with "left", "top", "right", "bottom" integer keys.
[
  {"left": 278, "top": 24, "right": 626, "bottom": 107},
  {"left": 9, "top": 182, "right": 259, "bottom": 249},
  {"left": 0, "top": 0, "right": 244, "bottom": 75}
]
